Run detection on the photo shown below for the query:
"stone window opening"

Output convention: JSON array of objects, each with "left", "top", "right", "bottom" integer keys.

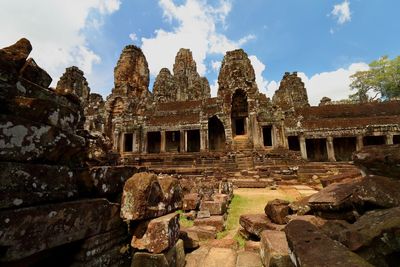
[
  {"left": 363, "top": 135, "right": 385, "bottom": 146},
  {"left": 263, "top": 126, "right": 273, "bottom": 147},
  {"left": 147, "top": 132, "right": 161, "bottom": 153},
  {"left": 208, "top": 116, "right": 226, "bottom": 151},
  {"left": 394, "top": 135, "right": 400, "bottom": 144},
  {"left": 166, "top": 131, "right": 180, "bottom": 152},
  {"left": 187, "top": 130, "right": 200, "bottom": 152},
  {"left": 231, "top": 89, "right": 248, "bottom": 136},
  {"left": 123, "top": 133, "right": 134, "bottom": 152},
  {"left": 333, "top": 137, "right": 357, "bottom": 161},
  {"left": 288, "top": 136, "right": 300, "bottom": 151},
  {"left": 306, "top": 138, "right": 328, "bottom": 162}
]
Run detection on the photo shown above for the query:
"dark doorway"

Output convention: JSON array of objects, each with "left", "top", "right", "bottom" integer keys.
[
  {"left": 147, "top": 132, "right": 161, "bottom": 153},
  {"left": 124, "top": 133, "right": 133, "bottom": 152},
  {"left": 231, "top": 89, "right": 248, "bottom": 136},
  {"left": 306, "top": 138, "right": 328, "bottom": 162},
  {"left": 394, "top": 135, "right": 400, "bottom": 144},
  {"left": 288, "top": 136, "right": 300, "bottom": 151},
  {"left": 208, "top": 116, "right": 226, "bottom": 151},
  {"left": 187, "top": 130, "right": 200, "bottom": 152},
  {"left": 166, "top": 131, "right": 180, "bottom": 152},
  {"left": 363, "top": 135, "right": 385, "bottom": 146},
  {"left": 333, "top": 137, "right": 356, "bottom": 161},
  {"left": 263, "top": 126, "right": 273, "bottom": 147}
]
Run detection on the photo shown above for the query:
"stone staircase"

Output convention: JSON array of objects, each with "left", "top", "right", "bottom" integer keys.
[
  {"left": 235, "top": 153, "right": 254, "bottom": 170},
  {"left": 233, "top": 135, "right": 252, "bottom": 151}
]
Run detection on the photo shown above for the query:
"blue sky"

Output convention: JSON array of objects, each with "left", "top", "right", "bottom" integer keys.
[{"left": 1, "top": 0, "right": 399, "bottom": 105}]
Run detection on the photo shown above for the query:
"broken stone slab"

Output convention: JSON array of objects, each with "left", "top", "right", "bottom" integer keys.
[
  {"left": 197, "top": 210, "right": 211, "bottom": 219},
  {"left": 339, "top": 207, "right": 400, "bottom": 266},
  {"left": 313, "top": 210, "right": 359, "bottom": 223},
  {"left": 1, "top": 95, "right": 82, "bottom": 133},
  {"left": 121, "top": 172, "right": 182, "bottom": 221},
  {"left": 353, "top": 144, "right": 400, "bottom": 179},
  {"left": 307, "top": 179, "right": 360, "bottom": 211},
  {"left": 284, "top": 220, "right": 374, "bottom": 267},
  {"left": 199, "top": 200, "right": 227, "bottom": 215},
  {"left": 19, "top": 58, "right": 52, "bottom": 88},
  {"left": 0, "top": 38, "right": 32, "bottom": 82},
  {"left": 206, "top": 238, "right": 238, "bottom": 250},
  {"left": 236, "top": 251, "right": 262, "bottom": 267},
  {"left": 288, "top": 195, "right": 311, "bottom": 215},
  {"left": 194, "top": 216, "right": 225, "bottom": 232},
  {"left": 131, "top": 213, "right": 180, "bottom": 254},
  {"left": 83, "top": 166, "right": 144, "bottom": 197},
  {"left": 131, "top": 239, "right": 185, "bottom": 267},
  {"left": 72, "top": 244, "right": 130, "bottom": 267},
  {"left": 183, "top": 193, "right": 200, "bottom": 211},
  {"left": 0, "top": 198, "right": 122, "bottom": 262},
  {"left": 212, "top": 193, "right": 229, "bottom": 204},
  {"left": 351, "top": 175, "right": 400, "bottom": 209},
  {"left": 0, "top": 114, "right": 85, "bottom": 163},
  {"left": 265, "top": 199, "right": 291, "bottom": 225},
  {"left": 181, "top": 225, "right": 217, "bottom": 240},
  {"left": 0, "top": 162, "right": 78, "bottom": 209},
  {"left": 284, "top": 214, "right": 327, "bottom": 227},
  {"left": 239, "top": 214, "right": 284, "bottom": 237},
  {"left": 319, "top": 220, "right": 350, "bottom": 241},
  {"left": 244, "top": 240, "right": 260, "bottom": 253},
  {"left": 201, "top": 247, "right": 237, "bottom": 267},
  {"left": 260, "top": 230, "right": 293, "bottom": 267},
  {"left": 185, "top": 246, "right": 210, "bottom": 267},
  {"left": 320, "top": 170, "right": 362, "bottom": 187},
  {"left": 179, "top": 229, "right": 199, "bottom": 251}
]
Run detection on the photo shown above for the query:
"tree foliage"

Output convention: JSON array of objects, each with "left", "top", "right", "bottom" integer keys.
[{"left": 350, "top": 56, "right": 400, "bottom": 102}]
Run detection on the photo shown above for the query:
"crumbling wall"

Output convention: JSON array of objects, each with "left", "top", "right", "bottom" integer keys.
[{"left": 272, "top": 72, "right": 309, "bottom": 110}]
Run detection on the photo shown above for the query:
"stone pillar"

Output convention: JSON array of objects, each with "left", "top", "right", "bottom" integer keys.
[
  {"left": 113, "top": 131, "right": 119, "bottom": 151},
  {"left": 180, "top": 130, "right": 186, "bottom": 152},
  {"left": 356, "top": 135, "right": 364, "bottom": 151},
  {"left": 299, "top": 135, "right": 307, "bottom": 160},
  {"left": 326, "top": 136, "right": 336, "bottom": 162},
  {"left": 143, "top": 131, "right": 148, "bottom": 154},
  {"left": 160, "top": 131, "right": 166, "bottom": 153},
  {"left": 386, "top": 134, "right": 394, "bottom": 145},
  {"left": 200, "top": 129, "right": 207, "bottom": 152}
]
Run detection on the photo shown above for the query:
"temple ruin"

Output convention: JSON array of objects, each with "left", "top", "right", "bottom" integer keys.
[{"left": 1, "top": 38, "right": 400, "bottom": 267}]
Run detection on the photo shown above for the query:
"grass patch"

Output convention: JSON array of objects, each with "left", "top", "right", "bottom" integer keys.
[
  {"left": 234, "top": 233, "right": 246, "bottom": 248},
  {"left": 176, "top": 210, "right": 194, "bottom": 227}
]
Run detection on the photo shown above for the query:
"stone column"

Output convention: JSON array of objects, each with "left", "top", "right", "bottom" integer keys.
[
  {"left": 200, "top": 129, "right": 207, "bottom": 152},
  {"left": 299, "top": 135, "right": 307, "bottom": 160},
  {"left": 326, "top": 136, "right": 336, "bottom": 162},
  {"left": 160, "top": 131, "right": 166, "bottom": 153},
  {"left": 356, "top": 135, "right": 364, "bottom": 151},
  {"left": 113, "top": 131, "right": 119, "bottom": 151},
  {"left": 385, "top": 134, "right": 394, "bottom": 145},
  {"left": 180, "top": 130, "right": 186, "bottom": 152},
  {"left": 143, "top": 131, "right": 148, "bottom": 154}
]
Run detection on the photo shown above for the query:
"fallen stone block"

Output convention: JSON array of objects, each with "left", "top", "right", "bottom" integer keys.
[
  {"left": 179, "top": 229, "right": 199, "bottom": 251},
  {"left": 0, "top": 114, "right": 85, "bottom": 163},
  {"left": 181, "top": 225, "right": 217, "bottom": 240},
  {"left": 0, "top": 198, "right": 122, "bottom": 262},
  {"left": 288, "top": 195, "right": 311, "bottom": 215},
  {"left": 212, "top": 193, "right": 229, "bottom": 204},
  {"left": 236, "top": 251, "right": 262, "bottom": 267},
  {"left": 206, "top": 238, "right": 238, "bottom": 250},
  {"left": 320, "top": 170, "right": 362, "bottom": 187},
  {"left": 239, "top": 214, "right": 284, "bottom": 237},
  {"left": 244, "top": 240, "right": 260, "bottom": 253},
  {"left": 284, "top": 215, "right": 326, "bottom": 227},
  {"left": 121, "top": 172, "right": 182, "bottom": 221},
  {"left": 131, "top": 239, "right": 185, "bottom": 267},
  {"left": 158, "top": 174, "right": 183, "bottom": 212},
  {"left": 339, "top": 206, "right": 400, "bottom": 266},
  {"left": 197, "top": 210, "right": 210, "bottom": 218},
  {"left": 131, "top": 213, "right": 180, "bottom": 254},
  {"left": 201, "top": 247, "right": 237, "bottom": 267},
  {"left": 265, "top": 199, "right": 291, "bottom": 225},
  {"left": 19, "top": 58, "right": 52, "bottom": 88},
  {"left": 185, "top": 247, "right": 210, "bottom": 267},
  {"left": 260, "top": 230, "right": 293, "bottom": 267},
  {"left": 353, "top": 144, "right": 400, "bottom": 179},
  {"left": 0, "top": 162, "right": 78, "bottom": 209},
  {"left": 194, "top": 216, "right": 225, "bottom": 232},
  {"left": 0, "top": 38, "right": 32, "bottom": 82},
  {"left": 183, "top": 193, "right": 200, "bottom": 211},
  {"left": 199, "top": 200, "right": 227, "bottom": 215},
  {"left": 285, "top": 220, "right": 373, "bottom": 267}
]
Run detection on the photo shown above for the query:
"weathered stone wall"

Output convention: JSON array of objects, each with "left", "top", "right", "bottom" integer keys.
[{"left": 272, "top": 72, "right": 309, "bottom": 110}]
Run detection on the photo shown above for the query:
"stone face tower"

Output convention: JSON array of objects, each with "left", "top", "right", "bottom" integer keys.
[
  {"left": 272, "top": 72, "right": 309, "bottom": 110},
  {"left": 153, "top": 48, "right": 210, "bottom": 103},
  {"left": 56, "top": 66, "right": 90, "bottom": 104}
]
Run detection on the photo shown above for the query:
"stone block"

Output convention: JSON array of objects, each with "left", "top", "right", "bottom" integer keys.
[
  {"left": 320, "top": 170, "right": 361, "bottom": 187},
  {"left": 199, "top": 200, "right": 227, "bottom": 215},
  {"left": 131, "top": 239, "right": 185, "bottom": 267},
  {"left": 179, "top": 229, "right": 199, "bottom": 250},
  {"left": 239, "top": 214, "right": 284, "bottom": 237},
  {"left": 19, "top": 58, "right": 52, "bottom": 88},
  {"left": 0, "top": 38, "right": 32, "bottom": 82},
  {"left": 207, "top": 238, "right": 238, "bottom": 250},
  {"left": 201, "top": 248, "right": 236, "bottom": 267},
  {"left": 244, "top": 240, "right": 260, "bottom": 253},
  {"left": 236, "top": 251, "right": 262, "bottom": 267},
  {"left": 0, "top": 114, "right": 85, "bottom": 163},
  {"left": 260, "top": 230, "right": 293, "bottom": 267},
  {"left": 0, "top": 162, "right": 77, "bottom": 209},
  {"left": 158, "top": 175, "right": 183, "bottom": 211},
  {"left": 212, "top": 193, "right": 229, "bottom": 204},
  {"left": 285, "top": 220, "right": 373, "bottom": 267},
  {"left": 131, "top": 213, "right": 180, "bottom": 254},
  {"left": 121, "top": 173, "right": 182, "bottom": 221},
  {"left": 183, "top": 193, "right": 200, "bottom": 211},
  {"left": 0, "top": 198, "right": 122, "bottom": 261},
  {"left": 194, "top": 216, "right": 225, "bottom": 232},
  {"left": 181, "top": 225, "right": 217, "bottom": 240},
  {"left": 264, "top": 199, "right": 291, "bottom": 225}
]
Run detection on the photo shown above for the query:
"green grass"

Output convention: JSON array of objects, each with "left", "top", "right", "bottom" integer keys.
[{"left": 176, "top": 210, "right": 194, "bottom": 227}]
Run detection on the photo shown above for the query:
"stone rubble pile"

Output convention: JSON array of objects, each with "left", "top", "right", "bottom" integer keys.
[
  {"left": 0, "top": 39, "right": 142, "bottom": 266},
  {"left": 120, "top": 172, "right": 186, "bottom": 266},
  {"left": 239, "top": 144, "right": 400, "bottom": 267}
]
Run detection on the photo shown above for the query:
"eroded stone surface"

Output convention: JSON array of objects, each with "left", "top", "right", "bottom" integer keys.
[
  {"left": 56, "top": 66, "right": 90, "bottom": 104},
  {"left": 183, "top": 193, "right": 200, "bottom": 211},
  {"left": 260, "top": 230, "right": 293, "bottom": 267},
  {"left": 239, "top": 214, "right": 284, "bottom": 237},
  {"left": 0, "top": 38, "right": 32, "bottom": 82},
  {"left": 20, "top": 58, "right": 52, "bottom": 88},
  {"left": 265, "top": 199, "right": 291, "bottom": 225},
  {"left": 199, "top": 200, "right": 227, "bottom": 215},
  {"left": 194, "top": 216, "right": 225, "bottom": 232}
]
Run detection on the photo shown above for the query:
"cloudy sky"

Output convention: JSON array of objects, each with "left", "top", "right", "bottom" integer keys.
[{"left": 1, "top": 0, "right": 399, "bottom": 105}]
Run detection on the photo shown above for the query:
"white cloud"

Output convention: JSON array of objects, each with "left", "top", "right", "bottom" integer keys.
[
  {"left": 210, "top": 79, "right": 219, "bottom": 97},
  {"left": 297, "top": 62, "right": 369, "bottom": 105},
  {"left": 248, "top": 55, "right": 268, "bottom": 95},
  {"left": 0, "top": 0, "right": 120, "bottom": 86},
  {"left": 331, "top": 1, "right": 351, "bottom": 25},
  {"left": 141, "top": 0, "right": 255, "bottom": 77},
  {"left": 129, "top": 33, "right": 138, "bottom": 42},
  {"left": 211, "top": 60, "right": 221, "bottom": 72}
]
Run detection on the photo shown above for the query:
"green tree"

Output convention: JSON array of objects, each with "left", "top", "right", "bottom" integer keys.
[{"left": 350, "top": 56, "right": 400, "bottom": 102}]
